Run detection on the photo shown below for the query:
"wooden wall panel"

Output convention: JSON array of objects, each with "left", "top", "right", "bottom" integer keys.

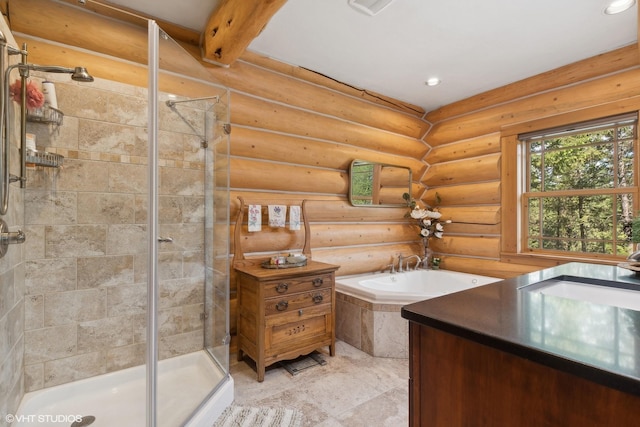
[
  {"left": 230, "top": 126, "right": 426, "bottom": 175},
  {"left": 231, "top": 92, "right": 428, "bottom": 158},
  {"left": 422, "top": 154, "right": 501, "bottom": 187}
]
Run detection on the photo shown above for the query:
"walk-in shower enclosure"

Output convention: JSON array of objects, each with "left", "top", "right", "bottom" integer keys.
[{"left": 0, "top": 12, "right": 231, "bottom": 427}]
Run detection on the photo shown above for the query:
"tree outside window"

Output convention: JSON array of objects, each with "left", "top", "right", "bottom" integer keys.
[{"left": 520, "top": 113, "right": 637, "bottom": 257}]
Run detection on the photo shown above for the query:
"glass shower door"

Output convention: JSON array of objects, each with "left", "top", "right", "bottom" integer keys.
[{"left": 152, "top": 23, "right": 231, "bottom": 426}]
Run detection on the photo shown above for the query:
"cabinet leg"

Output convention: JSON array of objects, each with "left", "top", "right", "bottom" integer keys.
[
  {"left": 237, "top": 348, "right": 244, "bottom": 362},
  {"left": 257, "top": 363, "right": 265, "bottom": 382},
  {"left": 329, "top": 340, "right": 336, "bottom": 356}
]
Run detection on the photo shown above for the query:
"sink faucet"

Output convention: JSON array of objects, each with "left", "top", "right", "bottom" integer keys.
[{"left": 403, "top": 254, "right": 422, "bottom": 271}]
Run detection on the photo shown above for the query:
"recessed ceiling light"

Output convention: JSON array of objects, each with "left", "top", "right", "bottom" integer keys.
[
  {"left": 604, "top": 0, "right": 636, "bottom": 14},
  {"left": 425, "top": 78, "right": 441, "bottom": 87}
]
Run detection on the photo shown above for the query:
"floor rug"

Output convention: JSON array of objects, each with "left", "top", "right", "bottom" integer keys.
[{"left": 213, "top": 405, "right": 303, "bottom": 427}]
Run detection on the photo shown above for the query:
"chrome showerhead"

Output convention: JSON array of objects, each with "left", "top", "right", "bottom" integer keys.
[
  {"left": 71, "top": 67, "right": 94, "bottom": 82},
  {"left": 19, "top": 64, "right": 94, "bottom": 82}
]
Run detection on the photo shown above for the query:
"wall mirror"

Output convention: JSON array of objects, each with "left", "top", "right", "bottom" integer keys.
[{"left": 349, "top": 160, "right": 412, "bottom": 207}]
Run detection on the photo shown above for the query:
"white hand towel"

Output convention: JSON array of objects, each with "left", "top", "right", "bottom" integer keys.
[
  {"left": 289, "top": 205, "right": 301, "bottom": 230},
  {"left": 248, "top": 204, "right": 262, "bottom": 232},
  {"left": 268, "top": 205, "right": 287, "bottom": 228}
]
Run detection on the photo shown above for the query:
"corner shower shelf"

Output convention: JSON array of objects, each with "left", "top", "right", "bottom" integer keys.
[
  {"left": 26, "top": 105, "right": 64, "bottom": 126},
  {"left": 26, "top": 149, "right": 64, "bottom": 168}
]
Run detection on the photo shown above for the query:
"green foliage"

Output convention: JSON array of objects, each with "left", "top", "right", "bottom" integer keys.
[{"left": 525, "top": 120, "right": 636, "bottom": 256}]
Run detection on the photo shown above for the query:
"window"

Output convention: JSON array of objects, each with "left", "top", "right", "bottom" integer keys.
[{"left": 518, "top": 113, "right": 638, "bottom": 258}]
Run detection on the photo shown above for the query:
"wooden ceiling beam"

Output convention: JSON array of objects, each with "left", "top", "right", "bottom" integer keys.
[{"left": 202, "top": 0, "right": 287, "bottom": 67}]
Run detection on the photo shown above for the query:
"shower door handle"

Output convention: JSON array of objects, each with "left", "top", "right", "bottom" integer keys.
[{"left": 157, "top": 236, "right": 173, "bottom": 243}]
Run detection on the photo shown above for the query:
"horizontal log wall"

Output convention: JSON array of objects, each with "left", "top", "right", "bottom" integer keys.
[
  {"left": 10, "top": 0, "right": 432, "bottom": 339},
  {"left": 423, "top": 44, "right": 640, "bottom": 277},
  {"left": 12, "top": 0, "right": 640, "bottom": 333}
]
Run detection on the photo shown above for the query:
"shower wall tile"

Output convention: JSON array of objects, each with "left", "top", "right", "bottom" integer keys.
[
  {"left": 182, "top": 196, "right": 205, "bottom": 223},
  {"left": 77, "top": 255, "right": 134, "bottom": 289},
  {"left": 106, "top": 342, "right": 146, "bottom": 372},
  {"left": 56, "top": 84, "right": 109, "bottom": 120},
  {"left": 24, "top": 324, "right": 77, "bottom": 364},
  {"left": 24, "top": 190, "right": 77, "bottom": 225},
  {"left": 77, "top": 317, "right": 133, "bottom": 352},
  {"left": 43, "top": 351, "right": 107, "bottom": 388},
  {"left": 105, "top": 224, "right": 147, "bottom": 255},
  {"left": 54, "top": 159, "right": 110, "bottom": 192},
  {"left": 23, "top": 225, "right": 44, "bottom": 260},
  {"left": 157, "top": 251, "right": 184, "bottom": 281},
  {"left": 24, "top": 362, "right": 43, "bottom": 392},
  {"left": 107, "top": 92, "right": 147, "bottom": 127},
  {"left": 107, "top": 283, "right": 146, "bottom": 317},
  {"left": 29, "top": 115, "right": 80, "bottom": 150},
  {"left": 183, "top": 251, "right": 205, "bottom": 279},
  {"left": 160, "top": 167, "right": 204, "bottom": 196},
  {"left": 25, "top": 258, "right": 76, "bottom": 295},
  {"left": 158, "top": 307, "right": 184, "bottom": 337},
  {"left": 45, "top": 225, "right": 107, "bottom": 258},
  {"left": 24, "top": 295, "right": 44, "bottom": 331},
  {"left": 182, "top": 303, "right": 204, "bottom": 333},
  {"left": 22, "top": 76, "right": 219, "bottom": 393},
  {"left": 158, "top": 330, "right": 202, "bottom": 360},
  {"left": 78, "top": 120, "right": 147, "bottom": 157},
  {"left": 77, "top": 193, "right": 135, "bottom": 224},
  {"left": 159, "top": 278, "right": 204, "bottom": 309},
  {"left": 43, "top": 289, "right": 107, "bottom": 327},
  {"left": 109, "top": 163, "right": 147, "bottom": 194},
  {"left": 158, "top": 196, "right": 185, "bottom": 224}
]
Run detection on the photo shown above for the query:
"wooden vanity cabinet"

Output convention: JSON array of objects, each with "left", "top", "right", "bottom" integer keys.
[{"left": 235, "top": 261, "right": 339, "bottom": 381}]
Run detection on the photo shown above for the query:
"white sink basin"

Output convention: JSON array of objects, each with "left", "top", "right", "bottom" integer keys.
[{"left": 526, "top": 279, "right": 640, "bottom": 311}]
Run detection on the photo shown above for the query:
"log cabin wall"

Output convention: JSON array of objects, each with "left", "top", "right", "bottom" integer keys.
[
  {"left": 6, "top": 0, "right": 432, "bottom": 345},
  {"left": 7, "top": 1, "right": 640, "bottom": 335},
  {"left": 423, "top": 44, "right": 640, "bottom": 278}
]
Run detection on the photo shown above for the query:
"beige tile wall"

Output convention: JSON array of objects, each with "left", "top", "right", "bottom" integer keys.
[{"left": 23, "top": 74, "right": 211, "bottom": 392}]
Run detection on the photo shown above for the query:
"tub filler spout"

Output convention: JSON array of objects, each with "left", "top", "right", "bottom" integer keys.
[{"left": 403, "top": 254, "right": 422, "bottom": 271}]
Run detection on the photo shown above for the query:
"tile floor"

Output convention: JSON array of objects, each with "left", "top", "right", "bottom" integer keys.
[{"left": 229, "top": 340, "right": 409, "bottom": 426}]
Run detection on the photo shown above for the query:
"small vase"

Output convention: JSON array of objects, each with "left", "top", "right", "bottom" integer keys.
[{"left": 422, "top": 237, "right": 431, "bottom": 269}]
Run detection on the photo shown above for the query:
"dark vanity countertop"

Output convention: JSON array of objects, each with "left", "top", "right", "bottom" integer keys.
[{"left": 401, "top": 262, "right": 640, "bottom": 396}]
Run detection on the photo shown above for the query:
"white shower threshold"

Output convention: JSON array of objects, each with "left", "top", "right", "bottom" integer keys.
[{"left": 13, "top": 350, "right": 234, "bottom": 427}]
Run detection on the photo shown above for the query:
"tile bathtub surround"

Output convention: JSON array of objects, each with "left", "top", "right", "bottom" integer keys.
[
  {"left": 22, "top": 74, "right": 211, "bottom": 392},
  {"left": 335, "top": 293, "right": 408, "bottom": 359}
]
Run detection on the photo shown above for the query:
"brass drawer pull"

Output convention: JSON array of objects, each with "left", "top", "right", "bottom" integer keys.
[
  {"left": 312, "top": 278, "right": 324, "bottom": 287},
  {"left": 275, "top": 300, "right": 289, "bottom": 311},
  {"left": 275, "top": 283, "right": 289, "bottom": 293},
  {"left": 312, "top": 294, "right": 324, "bottom": 304}
]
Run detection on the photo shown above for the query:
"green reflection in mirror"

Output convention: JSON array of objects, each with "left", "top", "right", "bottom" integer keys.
[{"left": 349, "top": 160, "right": 412, "bottom": 207}]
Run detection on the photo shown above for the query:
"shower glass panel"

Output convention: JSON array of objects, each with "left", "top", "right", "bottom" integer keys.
[{"left": 156, "top": 26, "right": 231, "bottom": 425}]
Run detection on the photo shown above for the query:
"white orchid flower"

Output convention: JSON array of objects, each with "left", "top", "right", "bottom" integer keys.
[
  {"left": 435, "top": 223, "right": 444, "bottom": 231},
  {"left": 434, "top": 231, "right": 443, "bottom": 239},
  {"left": 424, "top": 210, "right": 442, "bottom": 219},
  {"left": 420, "top": 229, "right": 430, "bottom": 237},
  {"left": 410, "top": 208, "right": 428, "bottom": 219},
  {"left": 422, "top": 219, "right": 432, "bottom": 227}
]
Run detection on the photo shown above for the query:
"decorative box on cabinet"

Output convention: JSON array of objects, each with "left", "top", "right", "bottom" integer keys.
[{"left": 235, "top": 261, "right": 339, "bottom": 381}]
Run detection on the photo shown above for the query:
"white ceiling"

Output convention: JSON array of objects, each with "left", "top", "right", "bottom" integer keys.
[{"left": 108, "top": 0, "right": 638, "bottom": 113}]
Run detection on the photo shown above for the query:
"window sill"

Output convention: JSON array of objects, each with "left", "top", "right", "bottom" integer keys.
[{"left": 500, "top": 252, "right": 623, "bottom": 269}]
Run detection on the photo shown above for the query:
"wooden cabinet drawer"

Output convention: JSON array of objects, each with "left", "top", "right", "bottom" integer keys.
[
  {"left": 262, "top": 273, "right": 333, "bottom": 298},
  {"left": 265, "top": 306, "right": 332, "bottom": 355},
  {"left": 264, "top": 288, "right": 332, "bottom": 316}
]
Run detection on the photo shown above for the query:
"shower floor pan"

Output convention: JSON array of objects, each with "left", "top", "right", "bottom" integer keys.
[{"left": 13, "top": 350, "right": 232, "bottom": 427}]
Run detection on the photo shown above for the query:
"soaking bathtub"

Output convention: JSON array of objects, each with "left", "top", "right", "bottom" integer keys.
[{"left": 335, "top": 269, "right": 501, "bottom": 358}]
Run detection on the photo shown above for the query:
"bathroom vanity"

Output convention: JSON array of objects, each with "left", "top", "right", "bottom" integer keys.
[
  {"left": 235, "top": 260, "right": 339, "bottom": 381},
  {"left": 401, "top": 262, "right": 640, "bottom": 426}
]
